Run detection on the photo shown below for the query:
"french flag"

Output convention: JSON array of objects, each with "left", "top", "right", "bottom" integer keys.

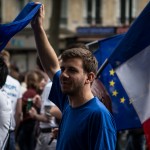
[{"left": 90, "top": 1, "right": 150, "bottom": 148}]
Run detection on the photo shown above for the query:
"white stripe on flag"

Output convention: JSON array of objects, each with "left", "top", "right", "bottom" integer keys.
[{"left": 115, "top": 46, "right": 150, "bottom": 123}]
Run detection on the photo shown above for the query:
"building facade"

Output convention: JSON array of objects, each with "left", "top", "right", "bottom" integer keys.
[{"left": 0, "top": 0, "right": 149, "bottom": 72}]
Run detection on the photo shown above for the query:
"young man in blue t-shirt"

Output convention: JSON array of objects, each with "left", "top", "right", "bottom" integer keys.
[{"left": 31, "top": 3, "right": 117, "bottom": 150}]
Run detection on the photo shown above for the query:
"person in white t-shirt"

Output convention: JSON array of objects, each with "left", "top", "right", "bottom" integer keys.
[
  {"left": 0, "top": 50, "right": 22, "bottom": 150},
  {"left": 0, "top": 56, "right": 12, "bottom": 150}
]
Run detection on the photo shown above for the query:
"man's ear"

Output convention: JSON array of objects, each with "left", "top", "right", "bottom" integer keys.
[{"left": 85, "top": 72, "right": 96, "bottom": 84}]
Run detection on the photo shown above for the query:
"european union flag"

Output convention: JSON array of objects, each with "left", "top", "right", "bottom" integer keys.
[
  {"left": 93, "top": 35, "right": 141, "bottom": 130},
  {"left": 0, "top": 2, "right": 41, "bottom": 52}
]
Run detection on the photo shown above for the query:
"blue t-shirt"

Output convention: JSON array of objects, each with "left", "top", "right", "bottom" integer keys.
[{"left": 49, "top": 70, "right": 117, "bottom": 150}]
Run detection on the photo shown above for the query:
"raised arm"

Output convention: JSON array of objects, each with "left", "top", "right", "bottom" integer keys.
[{"left": 31, "top": 3, "right": 60, "bottom": 79}]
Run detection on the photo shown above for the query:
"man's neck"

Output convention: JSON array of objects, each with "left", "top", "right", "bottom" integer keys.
[{"left": 68, "top": 91, "right": 94, "bottom": 108}]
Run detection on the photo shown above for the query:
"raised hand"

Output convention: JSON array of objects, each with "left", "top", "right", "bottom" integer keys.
[{"left": 31, "top": 3, "right": 45, "bottom": 30}]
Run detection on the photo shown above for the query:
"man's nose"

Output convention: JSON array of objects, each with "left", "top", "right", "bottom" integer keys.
[{"left": 61, "top": 70, "right": 69, "bottom": 78}]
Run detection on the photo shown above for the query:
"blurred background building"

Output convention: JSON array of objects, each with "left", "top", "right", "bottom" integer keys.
[{"left": 0, "top": 0, "right": 149, "bottom": 73}]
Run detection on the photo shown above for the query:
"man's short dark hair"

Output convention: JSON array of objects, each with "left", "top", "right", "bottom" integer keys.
[
  {"left": 0, "top": 55, "right": 8, "bottom": 88},
  {"left": 61, "top": 47, "right": 98, "bottom": 75}
]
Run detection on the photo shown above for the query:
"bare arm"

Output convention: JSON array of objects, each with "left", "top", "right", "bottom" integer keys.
[
  {"left": 31, "top": 4, "right": 60, "bottom": 79},
  {"left": 50, "top": 106, "right": 62, "bottom": 120},
  {"left": 29, "top": 105, "right": 62, "bottom": 122},
  {"left": 29, "top": 107, "right": 49, "bottom": 122},
  {"left": 15, "top": 98, "right": 22, "bottom": 133},
  {"left": 36, "top": 114, "right": 49, "bottom": 122}
]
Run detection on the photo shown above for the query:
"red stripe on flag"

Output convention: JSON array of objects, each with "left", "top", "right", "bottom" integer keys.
[{"left": 143, "top": 118, "right": 150, "bottom": 150}]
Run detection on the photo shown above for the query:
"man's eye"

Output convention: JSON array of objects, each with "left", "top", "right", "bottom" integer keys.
[{"left": 69, "top": 68, "right": 76, "bottom": 72}]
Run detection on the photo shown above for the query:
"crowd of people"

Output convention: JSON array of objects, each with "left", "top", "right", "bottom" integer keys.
[
  {"left": 0, "top": 49, "right": 61, "bottom": 150},
  {"left": 0, "top": 2, "right": 147, "bottom": 150}
]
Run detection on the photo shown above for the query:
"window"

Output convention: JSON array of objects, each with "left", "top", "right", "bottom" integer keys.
[
  {"left": 60, "top": 0, "right": 68, "bottom": 27},
  {"left": 84, "top": 0, "right": 102, "bottom": 25},
  {"left": 120, "top": 0, "right": 135, "bottom": 25}
]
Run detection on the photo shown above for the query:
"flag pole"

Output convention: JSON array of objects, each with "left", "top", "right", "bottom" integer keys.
[
  {"left": 86, "top": 41, "right": 99, "bottom": 53},
  {"left": 86, "top": 40, "right": 98, "bottom": 48},
  {"left": 96, "top": 59, "right": 108, "bottom": 78}
]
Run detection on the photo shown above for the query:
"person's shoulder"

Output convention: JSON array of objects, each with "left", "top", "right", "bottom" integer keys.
[
  {"left": 6, "top": 75, "right": 21, "bottom": 86},
  {"left": 46, "top": 79, "right": 52, "bottom": 87},
  {"left": 92, "top": 97, "right": 106, "bottom": 108},
  {"left": 53, "top": 70, "right": 61, "bottom": 80},
  {"left": 42, "top": 80, "right": 52, "bottom": 93},
  {"left": 91, "top": 97, "right": 111, "bottom": 115}
]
